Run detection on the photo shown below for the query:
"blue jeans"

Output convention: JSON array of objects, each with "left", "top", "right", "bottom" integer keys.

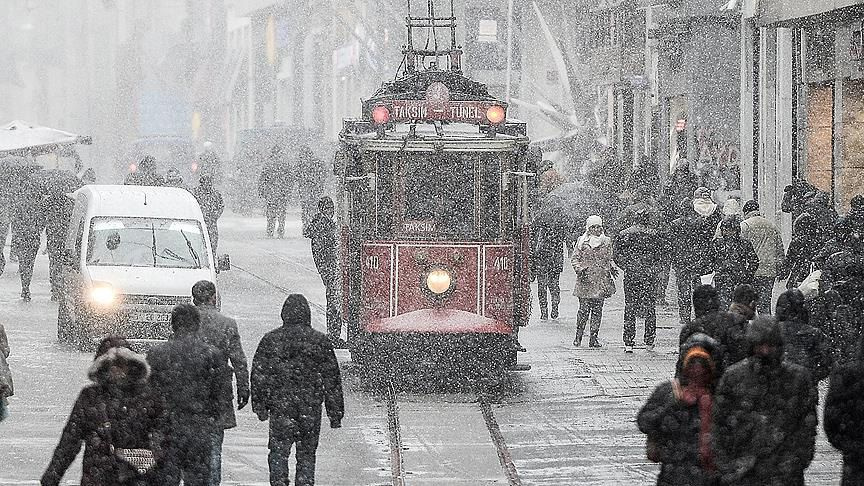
[{"left": 211, "top": 427, "right": 225, "bottom": 485}]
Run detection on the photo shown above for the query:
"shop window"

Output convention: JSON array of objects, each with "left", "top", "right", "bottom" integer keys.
[
  {"left": 806, "top": 28, "right": 835, "bottom": 80},
  {"left": 805, "top": 83, "right": 833, "bottom": 194}
]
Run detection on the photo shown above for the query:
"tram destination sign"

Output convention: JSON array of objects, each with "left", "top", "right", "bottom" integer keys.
[{"left": 388, "top": 100, "right": 502, "bottom": 123}]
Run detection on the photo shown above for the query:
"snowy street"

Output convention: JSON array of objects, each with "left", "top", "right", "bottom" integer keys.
[{"left": 0, "top": 211, "right": 843, "bottom": 485}]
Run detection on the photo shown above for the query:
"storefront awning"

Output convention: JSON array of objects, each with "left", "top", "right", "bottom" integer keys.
[{"left": 759, "top": 0, "right": 864, "bottom": 26}]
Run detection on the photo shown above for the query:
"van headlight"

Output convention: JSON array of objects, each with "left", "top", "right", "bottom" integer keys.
[{"left": 88, "top": 283, "right": 118, "bottom": 306}]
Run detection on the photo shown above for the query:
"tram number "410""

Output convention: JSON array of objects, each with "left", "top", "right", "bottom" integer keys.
[
  {"left": 366, "top": 255, "right": 381, "bottom": 270},
  {"left": 493, "top": 256, "right": 509, "bottom": 271}
]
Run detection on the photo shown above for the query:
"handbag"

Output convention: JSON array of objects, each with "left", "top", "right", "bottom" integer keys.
[
  {"left": 600, "top": 271, "right": 617, "bottom": 299},
  {"left": 98, "top": 406, "right": 157, "bottom": 478}
]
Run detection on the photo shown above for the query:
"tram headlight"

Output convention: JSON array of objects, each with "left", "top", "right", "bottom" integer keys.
[
  {"left": 485, "top": 105, "right": 506, "bottom": 125},
  {"left": 425, "top": 269, "right": 453, "bottom": 295},
  {"left": 372, "top": 105, "right": 391, "bottom": 125}
]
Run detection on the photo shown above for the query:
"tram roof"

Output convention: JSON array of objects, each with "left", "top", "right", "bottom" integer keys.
[{"left": 340, "top": 121, "right": 529, "bottom": 153}]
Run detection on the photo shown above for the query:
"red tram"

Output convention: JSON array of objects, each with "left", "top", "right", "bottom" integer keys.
[{"left": 336, "top": 3, "right": 538, "bottom": 374}]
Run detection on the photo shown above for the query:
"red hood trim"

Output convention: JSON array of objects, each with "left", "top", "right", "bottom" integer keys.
[{"left": 365, "top": 308, "right": 511, "bottom": 334}]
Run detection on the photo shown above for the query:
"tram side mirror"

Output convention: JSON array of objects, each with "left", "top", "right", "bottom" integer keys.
[{"left": 217, "top": 254, "right": 231, "bottom": 272}]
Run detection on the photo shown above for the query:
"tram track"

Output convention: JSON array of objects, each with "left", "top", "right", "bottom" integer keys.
[{"left": 384, "top": 381, "right": 522, "bottom": 486}]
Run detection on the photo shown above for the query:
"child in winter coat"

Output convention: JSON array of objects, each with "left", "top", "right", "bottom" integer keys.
[{"left": 571, "top": 215, "right": 616, "bottom": 347}]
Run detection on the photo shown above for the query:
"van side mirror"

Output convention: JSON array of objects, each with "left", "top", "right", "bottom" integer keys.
[{"left": 217, "top": 254, "right": 231, "bottom": 272}]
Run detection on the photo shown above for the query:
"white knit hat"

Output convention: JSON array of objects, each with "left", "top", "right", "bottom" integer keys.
[{"left": 585, "top": 215, "right": 603, "bottom": 229}]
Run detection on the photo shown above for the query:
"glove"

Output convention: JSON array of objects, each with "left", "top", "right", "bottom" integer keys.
[
  {"left": 237, "top": 388, "right": 250, "bottom": 410},
  {"left": 330, "top": 418, "right": 342, "bottom": 429},
  {"left": 256, "top": 409, "right": 269, "bottom": 422}
]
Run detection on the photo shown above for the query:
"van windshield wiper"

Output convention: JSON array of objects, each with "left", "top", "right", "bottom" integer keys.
[
  {"left": 150, "top": 223, "right": 158, "bottom": 266},
  {"left": 180, "top": 230, "right": 201, "bottom": 268}
]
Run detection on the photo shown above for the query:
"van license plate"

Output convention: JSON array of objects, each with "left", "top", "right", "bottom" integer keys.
[{"left": 130, "top": 312, "right": 170, "bottom": 323}]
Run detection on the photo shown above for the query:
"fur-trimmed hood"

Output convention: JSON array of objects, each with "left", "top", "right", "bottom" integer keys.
[{"left": 88, "top": 346, "right": 150, "bottom": 386}]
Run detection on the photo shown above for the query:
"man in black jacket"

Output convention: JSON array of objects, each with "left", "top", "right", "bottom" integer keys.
[
  {"left": 251, "top": 294, "right": 345, "bottom": 486},
  {"left": 147, "top": 304, "right": 227, "bottom": 486},
  {"left": 825, "top": 343, "right": 864, "bottom": 485},
  {"left": 303, "top": 196, "right": 345, "bottom": 347},
  {"left": 679, "top": 284, "right": 722, "bottom": 346},
  {"left": 193, "top": 280, "right": 249, "bottom": 486},
  {"left": 704, "top": 216, "right": 760, "bottom": 310},
  {"left": 533, "top": 220, "right": 567, "bottom": 320},
  {"left": 614, "top": 211, "right": 662, "bottom": 352},
  {"left": 713, "top": 317, "right": 817, "bottom": 486}
]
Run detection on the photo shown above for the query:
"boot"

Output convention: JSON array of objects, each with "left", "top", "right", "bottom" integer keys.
[
  {"left": 539, "top": 305, "right": 548, "bottom": 321},
  {"left": 573, "top": 323, "right": 586, "bottom": 346},
  {"left": 550, "top": 304, "right": 559, "bottom": 320},
  {"left": 589, "top": 330, "right": 601, "bottom": 348}
]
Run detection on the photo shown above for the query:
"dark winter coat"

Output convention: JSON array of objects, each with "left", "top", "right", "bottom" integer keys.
[
  {"left": 196, "top": 304, "right": 249, "bottom": 429},
  {"left": 713, "top": 304, "right": 754, "bottom": 368},
  {"left": 688, "top": 209, "right": 723, "bottom": 275},
  {"left": 703, "top": 237, "right": 759, "bottom": 290},
  {"left": 304, "top": 213, "right": 338, "bottom": 278},
  {"left": 613, "top": 224, "right": 663, "bottom": 276},
  {"left": 533, "top": 222, "right": 567, "bottom": 276},
  {"left": 257, "top": 159, "right": 293, "bottom": 204},
  {"left": 819, "top": 250, "right": 864, "bottom": 366},
  {"left": 250, "top": 312, "right": 344, "bottom": 426},
  {"left": 664, "top": 214, "right": 697, "bottom": 272},
  {"left": 146, "top": 334, "right": 226, "bottom": 426},
  {"left": 779, "top": 214, "right": 822, "bottom": 286},
  {"left": 825, "top": 359, "right": 864, "bottom": 485},
  {"left": 638, "top": 335, "right": 722, "bottom": 486},
  {"left": 191, "top": 186, "right": 224, "bottom": 228},
  {"left": 779, "top": 318, "right": 833, "bottom": 383},
  {"left": 679, "top": 311, "right": 723, "bottom": 348},
  {"left": 41, "top": 348, "right": 168, "bottom": 486},
  {"left": 712, "top": 358, "right": 817, "bottom": 486}
]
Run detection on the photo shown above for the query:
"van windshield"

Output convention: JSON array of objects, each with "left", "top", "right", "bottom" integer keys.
[{"left": 86, "top": 217, "right": 210, "bottom": 269}]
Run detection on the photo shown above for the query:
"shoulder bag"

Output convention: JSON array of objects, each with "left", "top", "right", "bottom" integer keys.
[{"left": 98, "top": 404, "right": 157, "bottom": 479}]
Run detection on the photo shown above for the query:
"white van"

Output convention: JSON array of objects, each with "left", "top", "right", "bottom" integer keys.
[{"left": 57, "top": 185, "right": 230, "bottom": 347}]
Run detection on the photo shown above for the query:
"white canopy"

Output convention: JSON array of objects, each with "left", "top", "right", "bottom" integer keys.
[{"left": 0, "top": 120, "right": 91, "bottom": 156}]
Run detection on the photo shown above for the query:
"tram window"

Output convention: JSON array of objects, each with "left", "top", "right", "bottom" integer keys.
[
  {"left": 401, "top": 154, "right": 476, "bottom": 238},
  {"left": 480, "top": 155, "right": 503, "bottom": 240}
]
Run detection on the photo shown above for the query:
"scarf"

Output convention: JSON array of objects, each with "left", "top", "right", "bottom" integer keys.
[
  {"left": 673, "top": 378, "right": 715, "bottom": 472},
  {"left": 693, "top": 198, "right": 717, "bottom": 217},
  {"left": 576, "top": 233, "right": 610, "bottom": 249}
]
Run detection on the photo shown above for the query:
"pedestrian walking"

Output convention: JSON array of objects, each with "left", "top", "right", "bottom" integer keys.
[
  {"left": 532, "top": 220, "right": 566, "bottom": 320},
  {"left": 638, "top": 333, "right": 722, "bottom": 486},
  {"left": 258, "top": 146, "right": 293, "bottom": 239},
  {"left": 192, "top": 175, "right": 225, "bottom": 252},
  {"left": 824, "top": 343, "right": 864, "bottom": 485},
  {"left": 703, "top": 216, "right": 759, "bottom": 309},
  {"left": 664, "top": 198, "right": 701, "bottom": 326},
  {"left": 42, "top": 172, "right": 82, "bottom": 301},
  {"left": 712, "top": 317, "right": 818, "bottom": 486},
  {"left": 739, "top": 200, "right": 785, "bottom": 314},
  {"left": 776, "top": 288, "right": 833, "bottom": 383},
  {"left": 41, "top": 336, "right": 168, "bottom": 486},
  {"left": 192, "top": 280, "right": 249, "bottom": 486},
  {"left": 712, "top": 284, "right": 759, "bottom": 368},
  {"left": 675, "top": 188, "right": 723, "bottom": 324},
  {"left": 614, "top": 211, "right": 662, "bottom": 352},
  {"left": 679, "top": 285, "right": 722, "bottom": 346},
  {"left": 147, "top": 304, "right": 227, "bottom": 486},
  {"left": 818, "top": 229, "right": 864, "bottom": 367},
  {"left": 0, "top": 323, "right": 12, "bottom": 422},
  {"left": 778, "top": 213, "right": 822, "bottom": 287},
  {"left": 14, "top": 167, "right": 45, "bottom": 302},
  {"left": 664, "top": 158, "right": 699, "bottom": 209},
  {"left": 251, "top": 294, "right": 345, "bottom": 486},
  {"left": 298, "top": 145, "right": 326, "bottom": 235},
  {"left": 303, "top": 196, "right": 345, "bottom": 348},
  {"left": 571, "top": 215, "right": 616, "bottom": 348},
  {"left": 125, "top": 156, "right": 165, "bottom": 187}
]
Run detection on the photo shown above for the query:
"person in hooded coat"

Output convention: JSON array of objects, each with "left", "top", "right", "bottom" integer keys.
[
  {"left": 258, "top": 146, "right": 294, "bottom": 239},
  {"left": 712, "top": 317, "right": 817, "bottom": 486},
  {"left": 776, "top": 288, "right": 833, "bottom": 383},
  {"left": 571, "top": 215, "right": 616, "bottom": 347},
  {"left": 614, "top": 210, "right": 662, "bottom": 352},
  {"left": 824, "top": 338, "right": 864, "bottom": 485},
  {"left": 42, "top": 336, "right": 169, "bottom": 486},
  {"left": 191, "top": 175, "right": 224, "bottom": 252},
  {"left": 778, "top": 213, "right": 822, "bottom": 287},
  {"left": 303, "top": 196, "right": 345, "bottom": 348},
  {"left": 663, "top": 197, "right": 702, "bottom": 326},
  {"left": 638, "top": 333, "right": 723, "bottom": 486},
  {"left": 532, "top": 219, "right": 567, "bottom": 320},
  {"left": 146, "top": 304, "right": 227, "bottom": 486},
  {"left": 124, "top": 156, "right": 165, "bottom": 187},
  {"left": 679, "top": 285, "right": 723, "bottom": 346},
  {"left": 703, "top": 216, "right": 759, "bottom": 310},
  {"left": 251, "top": 294, "right": 345, "bottom": 486},
  {"left": 739, "top": 200, "right": 785, "bottom": 314}
]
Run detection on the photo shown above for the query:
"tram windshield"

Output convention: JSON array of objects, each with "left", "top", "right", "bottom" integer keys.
[{"left": 372, "top": 152, "right": 503, "bottom": 240}]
